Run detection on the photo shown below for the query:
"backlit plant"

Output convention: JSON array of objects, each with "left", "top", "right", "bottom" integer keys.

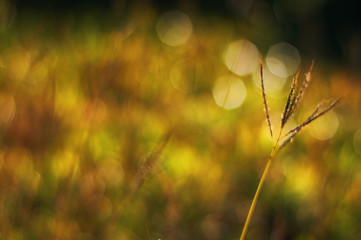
[{"left": 240, "top": 60, "right": 340, "bottom": 240}]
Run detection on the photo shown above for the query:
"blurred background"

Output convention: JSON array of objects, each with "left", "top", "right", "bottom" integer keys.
[{"left": 0, "top": 0, "right": 360, "bottom": 239}]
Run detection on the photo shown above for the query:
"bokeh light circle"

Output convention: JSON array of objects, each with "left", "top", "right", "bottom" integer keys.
[
  {"left": 266, "top": 42, "right": 301, "bottom": 78},
  {"left": 156, "top": 11, "right": 193, "bottom": 47},
  {"left": 308, "top": 110, "right": 339, "bottom": 140},
  {"left": 252, "top": 64, "right": 287, "bottom": 92},
  {"left": 212, "top": 75, "right": 247, "bottom": 110},
  {"left": 223, "top": 39, "right": 260, "bottom": 76}
]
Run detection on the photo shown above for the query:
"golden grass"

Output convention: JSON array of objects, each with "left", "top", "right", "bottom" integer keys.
[{"left": 240, "top": 61, "right": 340, "bottom": 240}]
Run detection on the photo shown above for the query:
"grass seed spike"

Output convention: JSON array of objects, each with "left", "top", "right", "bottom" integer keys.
[
  {"left": 259, "top": 58, "right": 273, "bottom": 138},
  {"left": 240, "top": 61, "right": 340, "bottom": 240}
]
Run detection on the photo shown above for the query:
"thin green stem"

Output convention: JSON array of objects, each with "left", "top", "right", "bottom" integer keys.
[
  {"left": 239, "top": 154, "right": 274, "bottom": 240},
  {"left": 240, "top": 129, "right": 283, "bottom": 240}
]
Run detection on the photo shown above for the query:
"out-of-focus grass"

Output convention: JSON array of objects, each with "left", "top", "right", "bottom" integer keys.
[{"left": 0, "top": 7, "right": 361, "bottom": 240}]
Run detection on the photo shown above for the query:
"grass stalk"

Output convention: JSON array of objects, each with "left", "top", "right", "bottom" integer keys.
[
  {"left": 239, "top": 154, "right": 273, "bottom": 240},
  {"left": 239, "top": 61, "right": 340, "bottom": 239},
  {"left": 240, "top": 131, "right": 282, "bottom": 240}
]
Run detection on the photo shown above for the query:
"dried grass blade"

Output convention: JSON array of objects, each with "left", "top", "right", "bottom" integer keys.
[
  {"left": 259, "top": 59, "right": 273, "bottom": 138},
  {"left": 288, "top": 60, "right": 315, "bottom": 118},
  {"left": 309, "top": 98, "right": 341, "bottom": 122},
  {"left": 281, "top": 68, "right": 300, "bottom": 128},
  {"left": 131, "top": 131, "right": 173, "bottom": 194},
  {"left": 285, "top": 102, "right": 325, "bottom": 137},
  {"left": 112, "top": 130, "right": 173, "bottom": 220},
  {"left": 279, "top": 98, "right": 340, "bottom": 151},
  {"left": 285, "top": 98, "right": 340, "bottom": 138}
]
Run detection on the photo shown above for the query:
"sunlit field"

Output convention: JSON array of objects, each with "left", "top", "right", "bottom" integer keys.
[{"left": 1, "top": 2, "right": 361, "bottom": 240}]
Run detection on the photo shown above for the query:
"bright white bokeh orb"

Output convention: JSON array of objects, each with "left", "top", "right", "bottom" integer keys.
[
  {"left": 212, "top": 75, "right": 247, "bottom": 110},
  {"left": 308, "top": 110, "right": 339, "bottom": 140},
  {"left": 223, "top": 39, "right": 260, "bottom": 76},
  {"left": 252, "top": 64, "right": 287, "bottom": 93},
  {"left": 156, "top": 11, "right": 193, "bottom": 47},
  {"left": 266, "top": 42, "right": 301, "bottom": 78}
]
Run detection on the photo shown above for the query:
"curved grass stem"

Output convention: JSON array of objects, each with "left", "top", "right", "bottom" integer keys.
[
  {"left": 240, "top": 61, "right": 340, "bottom": 240},
  {"left": 240, "top": 130, "right": 283, "bottom": 240},
  {"left": 239, "top": 154, "right": 274, "bottom": 240}
]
